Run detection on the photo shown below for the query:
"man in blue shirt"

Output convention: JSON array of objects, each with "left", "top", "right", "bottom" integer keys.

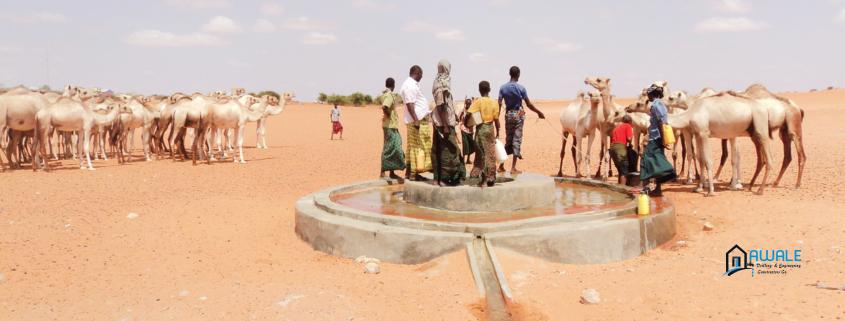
[
  {"left": 640, "top": 85, "right": 676, "bottom": 196},
  {"left": 497, "top": 66, "right": 545, "bottom": 174}
]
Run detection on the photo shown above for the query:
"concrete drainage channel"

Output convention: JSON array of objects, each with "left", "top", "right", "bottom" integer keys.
[{"left": 467, "top": 237, "right": 513, "bottom": 321}]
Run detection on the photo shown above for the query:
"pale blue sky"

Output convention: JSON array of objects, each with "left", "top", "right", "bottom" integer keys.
[{"left": 1, "top": 0, "right": 843, "bottom": 100}]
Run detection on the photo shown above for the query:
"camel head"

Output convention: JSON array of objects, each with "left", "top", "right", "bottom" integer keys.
[
  {"left": 625, "top": 93, "right": 650, "bottom": 114},
  {"left": 63, "top": 85, "right": 79, "bottom": 97},
  {"left": 232, "top": 87, "right": 246, "bottom": 97},
  {"left": 210, "top": 90, "right": 227, "bottom": 99},
  {"left": 652, "top": 81, "right": 669, "bottom": 92},
  {"left": 117, "top": 94, "right": 134, "bottom": 103},
  {"left": 76, "top": 87, "right": 98, "bottom": 100},
  {"left": 584, "top": 77, "right": 611, "bottom": 92},
  {"left": 264, "top": 95, "right": 280, "bottom": 106},
  {"left": 282, "top": 92, "right": 295, "bottom": 101},
  {"left": 169, "top": 92, "right": 189, "bottom": 104},
  {"left": 666, "top": 91, "right": 691, "bottom": 110},
  {"left": 587, "top": 91, "right": 602, "bottom": 105},
  {"left": 116, "top": 101, "right": 133, "bottom": 114}
]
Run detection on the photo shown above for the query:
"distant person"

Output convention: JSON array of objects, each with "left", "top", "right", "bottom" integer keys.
[
  {"left": 431, "top": 59, "right": 463, "bottom": 186},
  {"left": 640, "top": 85, "right": 677, "bottom": 196},
  {"left": 400, "top": 65, "right": 433, "bottom": 181},
  {"left": 459, "top": 97, "right": 476, "bottom": 168},
  {"left": 330, "top": 104, "right": 343, "bottom": 140},
  {"left": 498, "top": 66, "right": 545, "bottom": 174},
  {"left": 610, "top": 115, "right": 634, "bottom": 185},
  {"left": 464, "top": 81, "right": 500, "bottom": 187},
  {"left": 379, "top": 77, "right": 405, "bottom": 180}
]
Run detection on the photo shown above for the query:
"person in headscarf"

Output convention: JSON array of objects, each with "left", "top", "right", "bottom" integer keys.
[
  {"left": 379, "top": 77, "right": 405, "bottom": 179},
  {"left": 640, "top": 84, "right": 677, "bottom": 196},
  {"left": 399, "top": 65, "right": 433, "bottom": 181},
  {"left": 431, "top": 59, "right": 464, "bottom": 186}
]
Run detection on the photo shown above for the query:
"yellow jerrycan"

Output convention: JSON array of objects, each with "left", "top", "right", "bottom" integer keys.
[
  {"left": 637, "top": 191, "right": 650, "bottom": 216},
  {"left": 662, "top": 124, "right": 676, "bottom": 147}
]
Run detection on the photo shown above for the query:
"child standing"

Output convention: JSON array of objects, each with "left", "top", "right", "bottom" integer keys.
[{"left": 464, "top": 81, "right": 500, "bottom": 187}]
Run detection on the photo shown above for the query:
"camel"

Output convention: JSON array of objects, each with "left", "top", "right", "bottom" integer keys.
[
  {"left": 252, "top": 93, "right": 290, "bottom": 149},
  {"left": 168, "top": 94, "right": 213, "bottom": 164},
  {"left": 709, "top": 84, "right": 807, "bottom": 188},
  {"left": 32, "top": 96, "right": 97, "bottom": 171},
  {"left": 0, "top": 87, "right": 50, "bottom": 168},
  {"left": 115, "top": 96, "right": 155, "bottom": 161},
  {"left": 87, "top": 97, "right": 123, "bottom": 160},
  {"left": 627, "top": 91, "right": 775, "bottom": 196},
  {"left": 204, "top": 95, "right": 283, "bottom": 163},
  {"left": 556, "top": 91, "right": 601, "bottom": 177},
  {"left": 584, "top": 77, "right": 626, "bottom": 180}
]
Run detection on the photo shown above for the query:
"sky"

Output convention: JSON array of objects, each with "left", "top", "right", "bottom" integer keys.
[{"left": 0, "top": 0, "right": 844, "bottom": 101}]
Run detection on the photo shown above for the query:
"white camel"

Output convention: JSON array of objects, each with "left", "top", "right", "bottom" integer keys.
[
  {"left": 556, "top": 91, "right": 601, "bottom": 177},
  {"left": 204, "top": 95, "right": 283, "bottom": 163},
  {"left": 628, "top": 91, "right": 775, "bottom": 196},
  {"left": 169, "top": 94, "right": 212, "bottom": 164},
  {"left": 0, "top": 86, "right": 50, "bottom": 168},
  {"left": 33, "top": 96, "right": 97, "bottom": 170},
  {"left": 584, "top": 77, "right": 626, "bottom": 180}
]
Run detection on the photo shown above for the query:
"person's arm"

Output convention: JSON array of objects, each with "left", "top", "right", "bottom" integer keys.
[
  {"left": 382, "top": 95, "right": 392, "bottom": 119},
  {"left": 626, "top": 125, "right": 633, "bottom": 146},
  {"left": 402, "top": 88, "right": 420, "bottom": 127},
  {"left": 494, "top": 118, "right": 501, "bottom": 138},
  {"left": 524, "top": 97, "right": 545, "bottom": 119}
]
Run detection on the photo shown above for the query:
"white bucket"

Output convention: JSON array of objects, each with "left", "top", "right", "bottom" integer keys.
[
  {"left": 494, "top": 139, "right": 508, "bottom": 163},
  {"left": 470, "top": 112, "right": 482, "bottom": 126}
]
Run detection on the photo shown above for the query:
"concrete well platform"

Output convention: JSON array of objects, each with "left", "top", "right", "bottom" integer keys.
[
  {"left": 295, "top": 176, "right": 675, "bottom": 265},
  {"left": 403, "top": 173, "right": 556, "bottom": 212}
]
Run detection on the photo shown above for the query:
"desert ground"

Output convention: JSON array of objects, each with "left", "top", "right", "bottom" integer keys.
[{"left": 0, "top": 89, "right": 843, "bottom": 321}]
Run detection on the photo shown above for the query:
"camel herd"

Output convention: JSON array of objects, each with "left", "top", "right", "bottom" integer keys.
[
  {"left": 0, "top": 86, "right": 292, "bottom": 171},
  {"left": 557, "top": 78, "right": 806, "bottom": 196}
]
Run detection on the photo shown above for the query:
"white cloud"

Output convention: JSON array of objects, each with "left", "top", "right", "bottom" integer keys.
[
  {"left": 715, "top": 0, "right": 751, "bottom": 14},
  {"left": 533, "top": 37, "right": 582, "bottom": 53},
  {"left": 0, "top": 45, "right": 24, "bottom": 54},
  {"left": 836, "top": 8, "right": 845, "bottom": 24},
  {"left": 403, "top": 21, "right": 466, "bottom": 42},
  {"left": 123, "top": 30, "right": 226, "bottom": 47},
  {"left": 0, "top": 12, "right": 68, "bottom": 24},
  {"left": 353, "top": 0, "right": 396, "bottom": 12},
  {"left": 260, "top": 2, "right": 284, "bottom": 16},
  {"left": 201, "top": 16, "right": 242, "bottom": 34},
  {"left": 695, "top": 17, "right": 768, "bottom": 32},
  {"left": 468, "top": 53, "right": 488, "bottom": 63},
  {"left": 252, "top": 19, "right": 276, "bottom": 33},
  {"left": 435, "top": 29, "right": 465, "bottom": 41},
  {"left": 302, "top": 32, "right": 337, "bottom": 45},
  {"left": 284, "top": 17, "right": 333, "bottom": 31},
  {"left": 164, "top": 0, "right": 229, "bottom": 9}
]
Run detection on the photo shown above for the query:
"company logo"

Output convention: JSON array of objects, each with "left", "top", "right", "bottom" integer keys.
[
  {"left": 725, "top": 244, "right": 751, "bottom": 276},
  {"left": 724, "top": 244, "right": 802, "bottom": 277}
]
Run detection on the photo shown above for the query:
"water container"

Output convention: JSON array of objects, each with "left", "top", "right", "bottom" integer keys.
[
  {"left": 662, "top": 124, "right": 676, "bottom": 147},
  {"left": 413, "top": 148, "right": 426, "bottom": 172},
  {"left": 494, "top": 139, "right": 508, "bottom": 163},
  {"left": 637, "top": 192, "right": 650, "bottom": 216}
]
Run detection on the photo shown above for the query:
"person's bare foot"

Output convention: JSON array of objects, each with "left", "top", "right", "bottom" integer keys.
[
  {"left": 380, "top": 172, "right": 386, "bottom": 178},
  {"left": 511, "top": 168, "right": 523, "bottom": 175},
  {"left": 497, "top": 164, "right": 506, "bottom": 173},
  {"left": 389, "top": 172, "right": 402, "bottom": 180}
]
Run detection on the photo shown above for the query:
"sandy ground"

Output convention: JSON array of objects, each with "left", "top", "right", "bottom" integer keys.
[{"left": 0, "top": 89, "right": 843, "bottom": 320}]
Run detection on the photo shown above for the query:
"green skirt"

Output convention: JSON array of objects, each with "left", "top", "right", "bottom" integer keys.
[
  {"left": 381, "top": 128, "right": 405, "bottom": 171},
  {"left": 640, "top": 139, "right": 677, "bottom": 183},
  {"left": 433, "top": 127, "right": 464, "bottom": 185},
  {"left": 461, "top": 131, "right": 475, "bottom": 156}
]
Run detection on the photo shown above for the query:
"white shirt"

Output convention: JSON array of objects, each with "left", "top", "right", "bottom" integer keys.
[
  {"left": 331, "top": 107, "right": 341, "bottom": 122},
  {"left": 399, "top": 77, "right": 430, "bottom": 124}
]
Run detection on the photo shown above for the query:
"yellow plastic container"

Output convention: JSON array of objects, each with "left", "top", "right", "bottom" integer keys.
[
  {"left": 637, "top": 192, "right": 650, "bottom": 216},
  {"left": 662, "top": 124, "right": 676, "bottom": 147}
]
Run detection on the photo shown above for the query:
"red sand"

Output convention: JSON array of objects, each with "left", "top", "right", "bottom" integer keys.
[{"left": 1, "top": 89, "right": 843, "bottom": 320}]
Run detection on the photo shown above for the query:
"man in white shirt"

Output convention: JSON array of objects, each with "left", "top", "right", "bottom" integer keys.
[
  {"left": 330, "top": 104, "right": 343, "bottom": 140},
  {"left": 399, "top": 65, "right": 433, "bottom": 181}
]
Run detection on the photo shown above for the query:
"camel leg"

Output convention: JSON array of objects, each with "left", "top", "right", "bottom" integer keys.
[
  {"left": 751, "top": 115, "right": 773, "bottom": 195},
  {"left": 82, "top": 128, "right": 93, "bottom": 170},
  {"left": 695, "top": 134, "right": 716, "bottom": 196},
  {"left": 772, "top": 128, "right": 791, "bottom": 188},
  {"left": 714, "top": 139, "right": 728, "bottom": 181},
  {"left": 556, "top": 131, "right": 568, "bottom": 177},
  {"left": 237, "top": 125, "right": 246, "bottom": 163},
  {"left": 257, "top": 118, "right": 267, "bottom": 149},
  {"left": 573, "top": 133, "right": 583, "bottom": 178},
  {"left": 748, "top": 136, "right": 763, "bottom": 190},
  {"left": 728, "top": 138, "right": 742, "bottom": 190},
  {"left": 592, "top": 134, "right": 603, "bottom": 179},
  {"left": 792, "top": 132, "right": 806, "bottom": 189},
  {"left": 142, "top": 126, "right": 152, "bottom": 161}
]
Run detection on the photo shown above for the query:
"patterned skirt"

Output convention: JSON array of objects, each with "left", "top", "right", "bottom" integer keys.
[
  {"left": 475, "top": 122, "right": 497, "bottom": 183},
  {"left": 406, "top": 119, "right": 433, "bottom": 174},
  {"left": 640, "top": 139, "right": 677, "bottom": 183},
  {"left": 381, "top": 128, "right": 405, "bottom": 171},
  {"left": 332, "top": 121, "right": 343, "bottom": 134}
]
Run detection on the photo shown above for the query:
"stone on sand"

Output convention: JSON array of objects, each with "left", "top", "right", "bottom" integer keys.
[
  {"left": 703, "top": 222, "right": 715, "bottom": 231},
  {"left": 364, "top": 262, "right": 380, "bottom": 274},
  {"left": 580, "top": 289, "right": 601, "bottom": 304},
  {"left": 127, "top": 212, "right": 139, "bottom": 220}
]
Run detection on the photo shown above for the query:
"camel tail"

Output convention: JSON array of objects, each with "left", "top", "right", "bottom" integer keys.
[{"left": 800, "top": 108, "right": 805, "bottom": 120}]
